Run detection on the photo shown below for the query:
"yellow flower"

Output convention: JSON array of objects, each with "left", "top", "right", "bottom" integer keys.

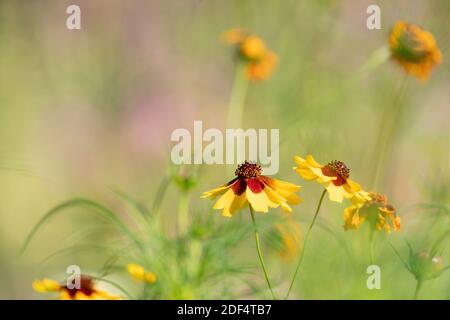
[
  {"left": 202, "top": 161, "right": 301, "bottom": 216},
  {"left": 33, "top": 275, "right": 121, "bottom": 300},
  {"left": 294, "top": 155, "right": 370, "bottom": 203},
  {"left": 223, "top": 29, "right": 277, "bottom": 81},
  {"left": 269, "top": 218, "right": 302, "bottom": 261},
  {"left": 246, "top": 51, "right": 278, "bottom": 81},
  {"left": 32, "top": 278, "right": 60, "bottom": 293},
  {"left": 343, "top": 192, "right": 401, "bottom": 234},
  {"left": 240, "top": 36, "right": 266, "bottom": 60},
  {"left": 389, "top": 21, "right": 442, "bottom": 80},
  {"left": 127, "top": 263, "right": 157, "bottom": 284}
]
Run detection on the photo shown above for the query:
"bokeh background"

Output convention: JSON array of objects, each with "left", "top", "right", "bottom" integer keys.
[{"left": 0, "top": 0, "right": 449, "bottom": 299}]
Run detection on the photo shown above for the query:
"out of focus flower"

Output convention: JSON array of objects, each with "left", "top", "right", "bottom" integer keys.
[
  {"left": 267, "top": 218, "right": 302, "bottom": 261},
  {"left": 202, "top": 161, "right": 301, "bottom": 216},
  {"left": 389, "top": 21, "right": 442, "bottom": 80},
  {"left": 343, "top": 192, "right": 400, "bottom": 233},
  {"left": 33, "top": 275, "right": 121, "bottom": 300},
  {"left": 127, "top": 263, "right": 157, "bottom": 284},
  {"left": 171, "top": 165, "right": 198, "bottom": 193},
  {"left": 294, "top": 155, "right": 370, "bottom": 203},
  {"left": 223, "top": 29, "right": 277, "bottom": 81}
]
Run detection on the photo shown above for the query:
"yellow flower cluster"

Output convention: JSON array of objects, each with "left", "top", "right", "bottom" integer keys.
[
  {"left": 223, "top": 28, "right": 278, "bottom": 81},
  {"left": 203, "top": 155, "right": 400, "bottom": 235},
  {"left": 344, "top": 192, "right": 401, "bottom": 233},
  {"left": 127, "top": 263, "right": 157, "bottom": 283}
]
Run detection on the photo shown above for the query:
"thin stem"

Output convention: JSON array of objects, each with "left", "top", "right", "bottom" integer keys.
[
  {"left": 369, "top": 229, "right": 375, "bottom": 265},
  {"left": 177, "top": 192, "right": 190, "bottom": 236},
  {"left": 370, "top": 76, "right": 408, "bottom": 189},
  {"left": 285, "top": 189, "right": 327, "bottom": 300},
  {"left": 227, "top": 61, "right": 249, "bottom": 129},
  {"left": 413, "top": 279, "right": 423, "bottom": 300},
  {"left": 249, "top": 206, "right": 276, "bottom": 300},
  {"left": 353, "top": 45, "right": 390, "bottom": 81}
]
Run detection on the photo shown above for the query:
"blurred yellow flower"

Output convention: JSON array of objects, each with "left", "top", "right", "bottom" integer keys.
[
  {"left": 343, "top": 192, "right": 401, "bottom": 234},
  {"left": 127, "top": 263, "right": 157, "bottom": 284},
  {"left": 294, "top": 155, "right": 370, "bottom": 203},
  {"left": 202, "top": 161, "right": 301, "bottom": 216},
  {"left": 240, "top": 36, "right": 266, "bottom": 60},
  {"left": 32, "top": 278, "right": 60, "bottom": 293},
  {"left": 389, "top": 21, "right": 442, "bottom": 80},
  {"left": 223, "top": 28, "right": 277, "bottom": 81},
  {"left": 33, "top": 275, "right": 121, "bottom": 300},
  {"left": 271, "top": 219, "right": 302, "bottom": 261},
  {"left": 246, "top": 52, "right": 278, "bottom": 81}
]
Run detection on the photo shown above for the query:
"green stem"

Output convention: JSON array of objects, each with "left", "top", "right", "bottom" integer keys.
[
  {"left": 413, "top": 279, "right": 423, "bottom": 300},
  {"left": 177, "top": 192, "right": 190, "bottom": 236},
  {"left": 370, "top": 76, "right": 408, "bottom": 189},
  {"left": 369, "top": 229, "right": 375, "bottom": 265},
  {"left": 285, "top": 189, "right": 327, "bottom": 300},
  {"left": 249, "top": 206, "right": 276, "bottom": 300},
  {"left": 227, "top": 61, "right": 249, "bottom": 129},
  {"left": 354, "top": 45, "right": 390, "bottom": 81}
]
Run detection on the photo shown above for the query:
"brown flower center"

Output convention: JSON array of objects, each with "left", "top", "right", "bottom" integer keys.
[
  {"left": 325, "top": 160, "right": 350, "bottom": 180},
  {"left": 235, "top": 161, "right": 262, "bottom": 179},
  {"left": 64, "top": 275, "right": 95, "bottom": 297}
]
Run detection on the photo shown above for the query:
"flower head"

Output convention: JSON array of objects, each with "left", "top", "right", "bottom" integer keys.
[
  {"left": 127, "top": 263, "right": 157, "bottom": 284},
  {"left": 33, "top": 275, "right": 121, "bottom": 300},
  {"left": 343, "top": 192, "right": 400, "bottom": 233},
  {"left": 389, "top": 21, "right": 442, "bottom": 80},
  {"left": 294, "top": 155, "right": 370, "bottom": 203},
  {"left": 223, "top": 29, "right": 277, "bottom": 81},
  {"left": 202, "top": 161, "right": 301, "bottom": 216}
]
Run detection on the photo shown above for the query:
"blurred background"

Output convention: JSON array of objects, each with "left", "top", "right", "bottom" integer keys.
[{"left": 0, "top": 0, "right": 449, "bottom": 299}]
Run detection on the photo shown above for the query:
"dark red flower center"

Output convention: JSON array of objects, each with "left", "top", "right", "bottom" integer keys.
[
  {"left": 63, "top": 275, "right": 95, "bottom": 298},
  {"left": 235, "top": 161, "right": 262, "bottom": 179},
  {"left": 322, "top": 160, "right": 350, "bottom": 186}
]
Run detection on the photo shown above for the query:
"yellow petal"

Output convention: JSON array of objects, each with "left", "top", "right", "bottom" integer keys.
[
  {"left": 305, "top": 154, "right": 322, "bottom": 167},
  {"left": 246, "top": 188, "right": 275, "bottom": 212},
  {"left": 223, "top": 192, "right": 247, "bottom": 217},
  {"left": 326, "top": 184, "right": 345, "bottom": 203},
  {"left": 201, "top": 184, "right": 231, "bottom": 199},
  {"left": 127, "top": 263, "right": 146, "bottom": 281},
  {"left": 294, "top": 168, "right": 318, "bottom": 180},
  {"left": 32, "top": 278, "right": 60, "bottom": 293},
  {"left": 213, "top": 188, "right": 236, "bottom": 210}
]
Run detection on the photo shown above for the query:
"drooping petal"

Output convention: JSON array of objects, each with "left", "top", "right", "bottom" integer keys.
[
  {"left": 201, "top": 183, "right": 231, "bottom": 199},
  {"left": 246, "top": 187, "right": 277, "bottom": 212},
  {"left": 223, "top": 193, "right": 248, "bottom": 217},
  {"left": 326, "top": 183, "right": 345, "bottom": 203},
  {"left": 213, "top": 188, "right": 237, "bottom": 211}
]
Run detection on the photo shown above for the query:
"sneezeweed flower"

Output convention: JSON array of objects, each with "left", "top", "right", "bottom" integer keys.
[
  {"left": 389, "top": 21, "right": 442, "bottom": 80},
  {"left": 32, "top": 275, "right": 121, "bottom": 300},
  {"left": 223, "top": 29, "right": 278, "bottom": 81},
  {"left": 343, "top": 192, "right": 401, "bottom": 234},
  {"left": 202, "top": 161, "right": 301, "bottom": 299},
  {"left": 286, "top": 154, "right": 371, "bottom": 299},
  {"left": 294, "top": 155, "right": 370, "bottom": 203},
  {"left": 202, "top": 161, "right": 301, "bottom": 216},
  {"left": 127, "top": 263, "right": 157, "bottom": 284}
]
